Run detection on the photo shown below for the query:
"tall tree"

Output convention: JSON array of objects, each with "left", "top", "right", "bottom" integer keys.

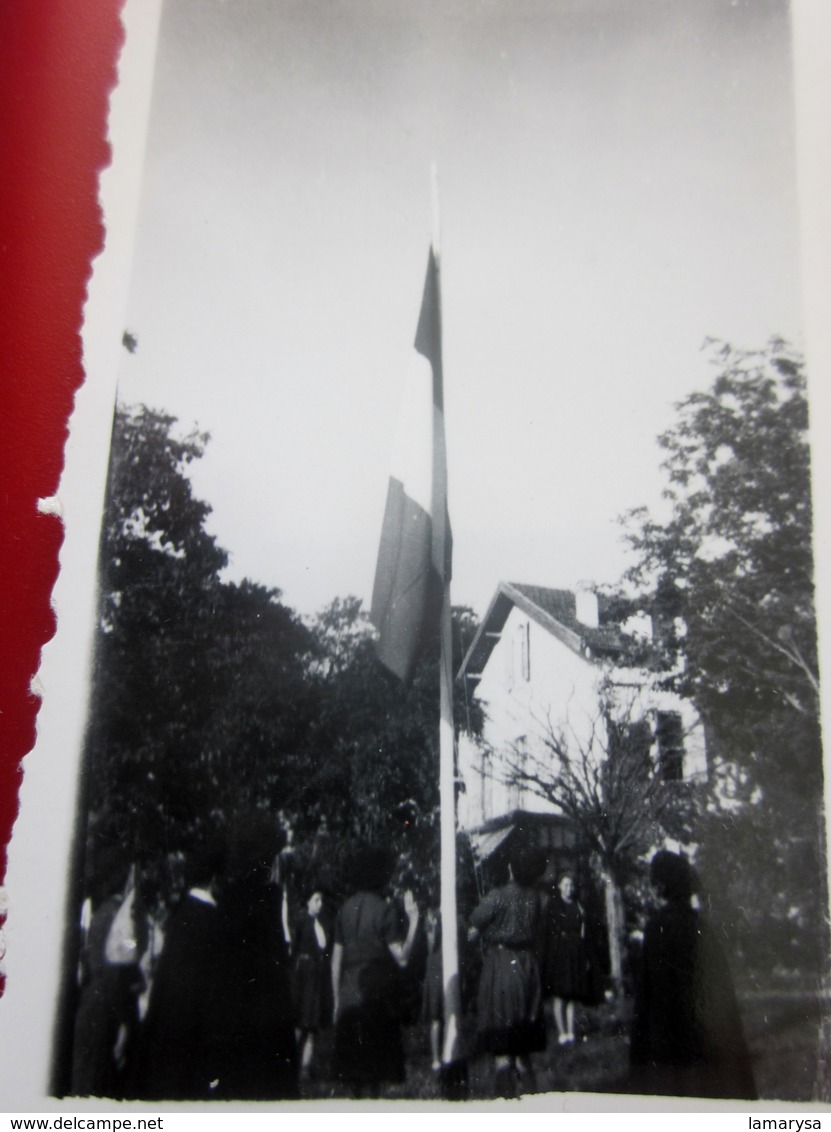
[
  {"left": 621, "top": 339, "right": 826, "bottom": 977},
  {"left": 85, "top": 405, "right": 312, "bottom": 880}
]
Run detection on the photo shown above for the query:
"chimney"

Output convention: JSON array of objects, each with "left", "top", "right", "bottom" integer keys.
[{"left": 575, "top": 589, "right": 599, "bottom": 629}]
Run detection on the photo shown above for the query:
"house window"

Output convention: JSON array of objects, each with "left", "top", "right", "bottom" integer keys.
[
  {"left": 655, "top": 711, "right": 684, "bottom": 781},
  {"left": 518, "top": 621, "right": 530, "bottom": 681}
]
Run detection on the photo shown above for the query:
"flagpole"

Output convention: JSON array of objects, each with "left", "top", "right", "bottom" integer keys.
[
  {"left": 439, "top": 558, "right": 466, "bottom": 1086},
  {"left": 369, "top": 165, "right": 465, "bottom": 1093},
  {"left": 431, "top": 166, "right": 466, "bottom": 1095}
]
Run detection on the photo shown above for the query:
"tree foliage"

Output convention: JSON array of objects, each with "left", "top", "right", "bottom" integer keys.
[
  {"left": 501, "top": 687, "right": 695, "bottom": 888},
  {"left": 86, "top": 405, "right": 313, "bottom": 870},
  {"left": 84, "top": 404, "right": 481, "bottom": 912},
  {"left": 620, "top": 339, "right": 826, "bottom": 978},
  {"left": 622, "top": 339, "right": 819, "bottom": 791},
  {"left": 284, "top": 597, "right": 483, "bottom": 903}
]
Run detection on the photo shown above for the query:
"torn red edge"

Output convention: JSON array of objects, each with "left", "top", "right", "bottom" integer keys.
[{"left": 0, "top": 1, "right": 126, "bottom": 954}]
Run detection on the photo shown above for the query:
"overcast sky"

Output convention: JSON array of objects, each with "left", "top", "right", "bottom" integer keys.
[{"left": 115, "top": 0, "right": 802, "bottom": 620}]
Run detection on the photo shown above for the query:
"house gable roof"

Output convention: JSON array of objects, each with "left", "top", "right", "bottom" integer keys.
[{"left": 457, "top": 581, "right": 624, "bottom": 684}]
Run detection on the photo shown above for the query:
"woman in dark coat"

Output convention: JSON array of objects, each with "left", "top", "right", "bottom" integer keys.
[
  {"left": 468, "top": 847, "right": 547, "bottom": 1098},
  {"left": 331, "top": 846, "right": 420, "bottom": 1097},
  {"left": 629, "top": 849, "right": 757, "bottom": 1100},
  {"left": 132, "top": 845, "right": 223, "bottom": 1101},
  {"left": 292, "top": 887, "right": 333, "bottom": 1082},
  {"left": 210, "top": 812, "right": 299, "bottom": 1101},
  {"left": 541, "top": 872, "right": 590, "bottom": 1045}
]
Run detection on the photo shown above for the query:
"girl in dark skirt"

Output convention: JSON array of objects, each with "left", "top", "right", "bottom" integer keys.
[
  {"left": 540, "top": 873, "right": 589, "bottom": 1045},
  {"left": 292, "top": 888, "right": 332, "bottom": 1083},
  {"left": 468, "top": 847, "right": 547, "bottom": 1098}
]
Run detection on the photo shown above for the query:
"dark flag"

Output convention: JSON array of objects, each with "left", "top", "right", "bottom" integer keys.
[{"left": 370, "top": 247, "right": 451, "bottom": 682}]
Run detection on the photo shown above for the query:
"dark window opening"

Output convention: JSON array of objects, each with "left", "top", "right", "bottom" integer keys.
[{"left": 656, "top": 711, "right": 684, "bottom": 781}]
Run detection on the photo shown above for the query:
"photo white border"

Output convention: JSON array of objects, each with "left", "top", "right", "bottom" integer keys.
[{"left": 1, "top": 0, "right": 829, "bottom": 1115}]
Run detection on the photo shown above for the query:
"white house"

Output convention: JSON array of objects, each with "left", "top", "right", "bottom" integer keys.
[{"left": 456, "top": 581, "right": 706, "bottom": 863}]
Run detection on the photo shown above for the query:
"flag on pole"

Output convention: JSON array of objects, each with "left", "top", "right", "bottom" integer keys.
[{"left": 371, "top": 247, "right": 451, "bottom": 683}]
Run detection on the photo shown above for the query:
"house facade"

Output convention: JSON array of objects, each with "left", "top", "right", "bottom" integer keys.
[{"left": 456, "top": 582, "right": 706, "bottom": 876}]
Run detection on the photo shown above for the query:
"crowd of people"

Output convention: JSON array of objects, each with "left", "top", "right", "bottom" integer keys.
[{"left": 69, "top": 827, "right": 756, "bottom": 1103}]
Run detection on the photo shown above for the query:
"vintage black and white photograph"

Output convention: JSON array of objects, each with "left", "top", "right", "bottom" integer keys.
[{"left": 43, "top": 0, "right": 830, "bottom": 1107}]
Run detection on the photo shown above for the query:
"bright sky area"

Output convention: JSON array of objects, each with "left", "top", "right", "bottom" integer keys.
[{"left": 116, "top": 0, "right": 803, "bottom": 620}]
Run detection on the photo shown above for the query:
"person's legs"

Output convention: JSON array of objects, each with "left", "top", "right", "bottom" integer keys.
[
  {"left": 493, "top": 1054, "right": 516, "bottom": 1098},
  {"left": 515, "top": 1054, "right": 537, "bottom": 1094},
  {"left": 565, "top": 1000, "right": 575, "bottom": 1042},
  {"left": 429, "top": 1020, "right": 442, "bottom": 1070},
  {"left": 554, "top": 997, "right": 568, "bottom": 1042}
]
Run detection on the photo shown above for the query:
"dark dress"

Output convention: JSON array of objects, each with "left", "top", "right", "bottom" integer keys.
[
  {"left": 332, "top": 891, "right": 406, "bottom": 1088},
  {"left": 629, "top": 901, "right": 757, "bottom": 1099},
  {"left": 210, "top": 875, "right": 299, "bottom": 1100},
  {"left": 292, "top": 913, "right": 333, "bottom": 1032},
  {"left": 541, "top": 893, "right": 590, "bottom": 1001},
  {"left": 133, "top": 891, "right": 220, "bottom": 1100},
  {"left": 470, "top": 881, "right": 546, "bottom": 1056}
]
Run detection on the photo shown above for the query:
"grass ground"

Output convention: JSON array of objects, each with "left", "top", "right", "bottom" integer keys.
[
  {"left": 740, "top": 989, "right": 829, "bottom": 1103},
  {"left": 302, "top": 992, "right": 829, "bottom": 1104}
]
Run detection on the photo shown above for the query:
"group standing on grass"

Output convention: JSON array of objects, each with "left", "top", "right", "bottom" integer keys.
[{"left": 70, "top": 828, "right": 754, "bottom": 1102}]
